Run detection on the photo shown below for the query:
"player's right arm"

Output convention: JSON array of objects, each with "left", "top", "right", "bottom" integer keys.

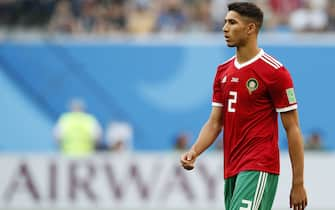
[{"left": 180, "top": 106, "right": 223, "bottom": 170}]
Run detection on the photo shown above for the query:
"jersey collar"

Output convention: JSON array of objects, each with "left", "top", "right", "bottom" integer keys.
[{"left": 234, "top": 49, "right": 264, "bottom": 69}]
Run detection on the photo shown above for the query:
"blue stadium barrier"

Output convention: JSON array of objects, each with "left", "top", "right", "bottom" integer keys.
[{"left": 0, "top": 36, "right": 333, "bottom": 151}]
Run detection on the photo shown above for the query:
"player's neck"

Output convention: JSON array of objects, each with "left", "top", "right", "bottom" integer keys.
[{"left": 235, "top": 41, "right": 260, "bottom": 65}]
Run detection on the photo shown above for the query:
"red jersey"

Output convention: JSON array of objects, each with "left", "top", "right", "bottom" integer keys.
[{"left": 212, "top": 49, "right": 298, "bottom": 178}]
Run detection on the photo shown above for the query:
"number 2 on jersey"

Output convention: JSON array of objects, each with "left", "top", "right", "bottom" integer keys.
[{"left": 228, "top": 91, "right": 237, "bottom": 112}]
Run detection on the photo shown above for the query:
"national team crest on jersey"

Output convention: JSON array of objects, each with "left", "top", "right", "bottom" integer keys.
[{"left": 246, "top": 78, "right": 258, "bottom": 94}]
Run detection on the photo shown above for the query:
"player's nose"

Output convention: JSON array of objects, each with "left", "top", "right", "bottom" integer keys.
[{"left": 222, "top": 24, "right": 229, "bottom": 33}]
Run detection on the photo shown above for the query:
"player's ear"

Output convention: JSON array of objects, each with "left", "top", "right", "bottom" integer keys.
[{"left": 247, "top": 22, "right": 257, "bottom": 35}]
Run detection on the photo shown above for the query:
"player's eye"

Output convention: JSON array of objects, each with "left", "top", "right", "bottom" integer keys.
[
  {"left": 224, "top": 19, "right": 237, "bottom": 25},
  {"left": 229, "top": 20, "right": 237, "bottom": 24}
]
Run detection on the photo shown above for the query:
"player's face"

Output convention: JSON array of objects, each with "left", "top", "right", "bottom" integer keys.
[{"left": 222, "top": 11, "right": 250, "bottom": 47}]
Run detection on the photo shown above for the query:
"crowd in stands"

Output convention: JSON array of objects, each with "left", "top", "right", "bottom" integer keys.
[{"left": 0, "top": 0, "right": 335, "bottom": 35}]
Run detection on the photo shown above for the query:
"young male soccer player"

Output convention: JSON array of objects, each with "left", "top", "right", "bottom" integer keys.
[{"left": 180, "top": 2, "right": 308, "bottom": 210}]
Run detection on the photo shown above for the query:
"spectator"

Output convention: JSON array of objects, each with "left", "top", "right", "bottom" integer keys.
[
  {"left": 186, "top": 0, "right": 212, "bottom": 33},
  {"left": 92, "top": 4, "right": 111, "bottom": 35},
  {"left": 127, "top": 1, "right": 156, "bottom": 35},
  {"left": 269, "top": 0, "right": 302, "bottom": 28},
  {"left": 77, "top": 0, "right": 98, "bottom": 33},
  {"left": 48, "top": 0, "right": 77, "bottom": 34},
  {"left": 304, "top": 131, "right": 324, "bottom": 151},
  {"left": 53, "top": 98, "right": 102, "bottom": 156},
  {"left": 289, "top": 0, "right": 328, "bottom": 32},
  {"left": 327, "top": 0, "right": 335, "bottom": 31},
  {"left": 106, "top": 121, "right": 133, "bottom": 152},
  {"left": 105, "top": 1, "right": 128, "bottom": 33},
  {"left": 255, "top": 0, "right": 282, "bottom": 31},
  {"left": 155, "top": 0, "right": 187, "bottom": 33},
  {"left": 174, "top": 131, "right": 190, "bottom": 151}
]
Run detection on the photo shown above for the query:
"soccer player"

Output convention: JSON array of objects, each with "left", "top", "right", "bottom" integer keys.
[{"left": 180, "top": 2, "right": 308, "bottom": 210}]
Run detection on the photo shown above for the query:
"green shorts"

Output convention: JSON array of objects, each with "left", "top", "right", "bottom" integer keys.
[{"left": 224, "top": 171, "right": 279, "bottom": 210}]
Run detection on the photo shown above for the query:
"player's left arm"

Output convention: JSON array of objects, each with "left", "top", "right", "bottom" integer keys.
[{"left": 280, "top": 110, "right": 308, "bottom": 210}]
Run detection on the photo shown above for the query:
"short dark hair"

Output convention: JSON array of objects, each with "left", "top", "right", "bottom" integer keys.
[{"left": 228, "top": 2, "right": 264, "bottom": 30}]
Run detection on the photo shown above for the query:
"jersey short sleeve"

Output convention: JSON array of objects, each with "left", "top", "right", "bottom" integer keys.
[
  {"left": 267, "top": 67, "right": 297, "bottom": 112},
  {"left": 212, "top": 67, "right": 224, "bottom": 107}
]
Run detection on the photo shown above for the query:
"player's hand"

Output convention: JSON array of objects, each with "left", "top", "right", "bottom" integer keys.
[
  {"left": 180, "top": 150, "right": 197, "bottom": 170},
  {"left": 290, "top": 184, "right": 308, "bottom": 210}
]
